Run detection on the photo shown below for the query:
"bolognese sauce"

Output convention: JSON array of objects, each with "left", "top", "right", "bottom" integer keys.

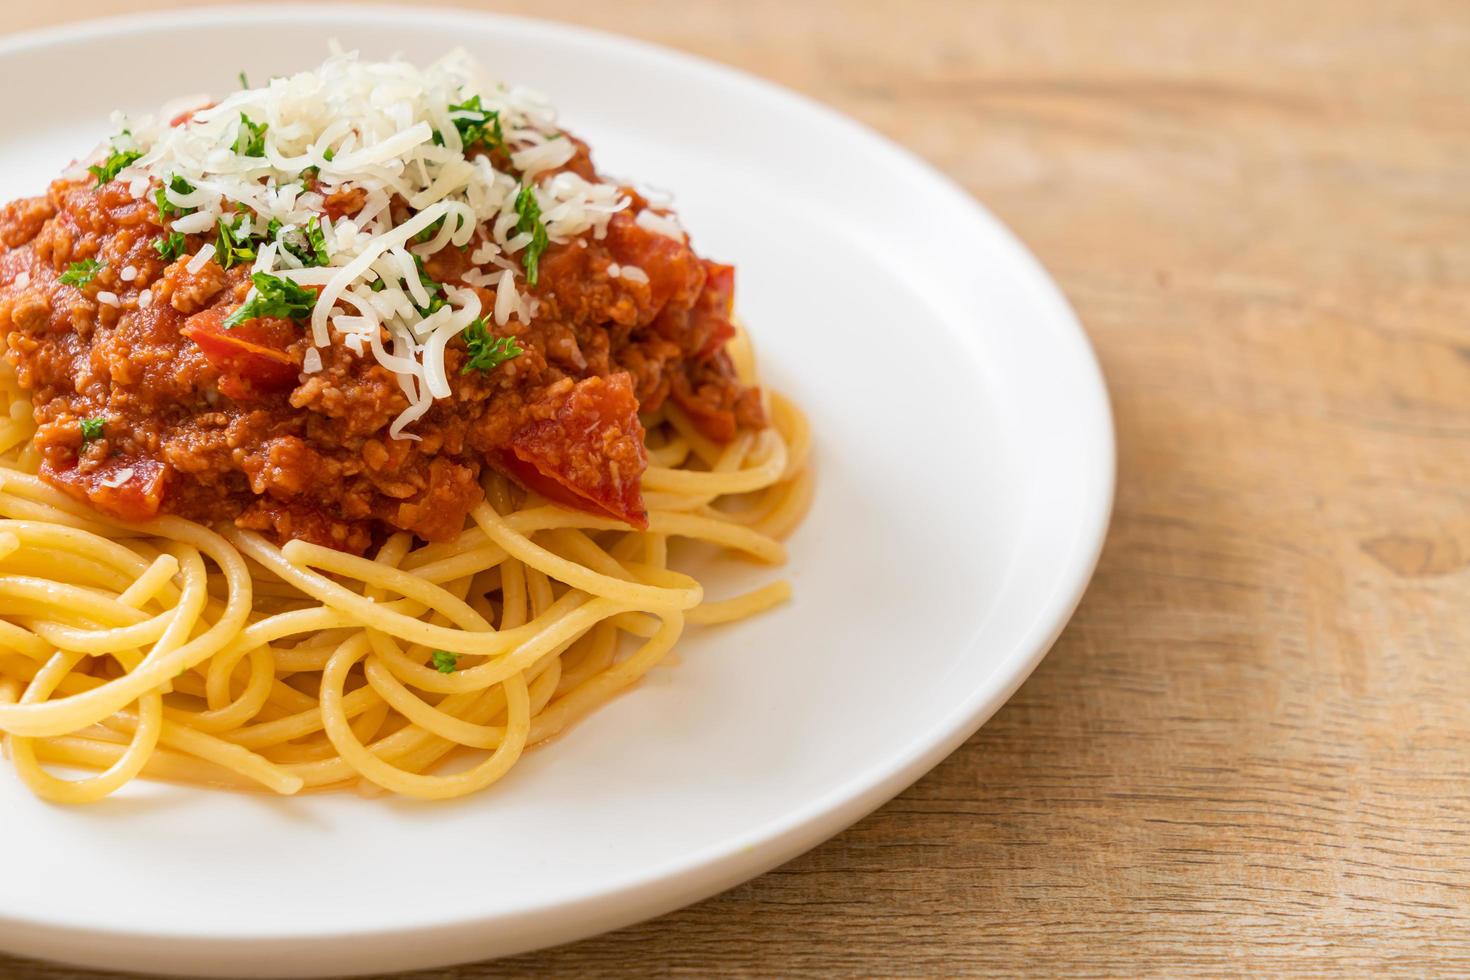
[{"left": 0, "top": 134, "right": 763, "bottom": 553}]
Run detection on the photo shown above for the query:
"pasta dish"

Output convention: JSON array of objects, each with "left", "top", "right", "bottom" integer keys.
[{"left": 0, "top": 49, "right": 810, "bottom": 802}]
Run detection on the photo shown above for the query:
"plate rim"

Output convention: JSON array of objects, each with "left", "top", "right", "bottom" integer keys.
[{"left": 0, "top": 4, "right": 1116, "bottom": 973}]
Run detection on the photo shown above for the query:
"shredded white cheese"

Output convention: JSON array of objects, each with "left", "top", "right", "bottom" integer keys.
[
  {"left": 635, "top": 208, "right": 685, "bottom": 241},
  {"left": 186, "top": 245, "right": 215, "bottom": 273},
  {"left": 81, "top": 47, "right": 636, "bottom": 439}
]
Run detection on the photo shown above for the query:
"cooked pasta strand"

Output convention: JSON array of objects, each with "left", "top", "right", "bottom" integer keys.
[{"left": 0, "top": 378, "right": 810, "bottom": 801}]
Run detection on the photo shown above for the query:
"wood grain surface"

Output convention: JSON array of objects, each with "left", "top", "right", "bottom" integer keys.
[{"left": 4, "top": 1, "right": 1469, "bottom": 976}]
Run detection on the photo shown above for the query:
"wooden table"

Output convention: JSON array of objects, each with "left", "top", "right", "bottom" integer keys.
[{"left": 6, "top": 1, "right": 1469, "bottom": 975}]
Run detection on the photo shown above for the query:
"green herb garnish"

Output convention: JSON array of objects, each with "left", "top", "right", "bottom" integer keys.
[
  {"left": 58, "top": 259, "right": 104, "bottom": 288},
  {"left": 154, "top": 232, "right": 187, "bottom": 262},
  {"left": 238, "top": 70, "right": 249, "bottom": 89},
  {"left": 460, "top": 319, "right": 523, "bottom": 375},
  {"left": 79, "top": 416, "right": 106, "bottom": 445},
  {"left": 304, "top": 217, "right": 330, "bottom": 263},
  {"left": 514, "top": 184, "right": 549, "bottom": 287},
  {"left": 214, "top": 215, "right": 257, "bottom": 270},
  {"left": 88, "top": 148, "right": 143, "bottom": 187},
  {"left": 412, "top": 215, "right": 448, "bottom": 245},
  {"left": 222, "top": 272, "right": 316, "bottom": 328},
  {"left": 155, "top": 175, "right": 197, "bottom": 218},
  {"left": 233, "top": 113, "right": 268, "bottom": 157},
  {"left": 431, "top": 650, "right": 459, "bottom": 674},
  {"left": 279, "top": 216, "right": 330, "bottom": 268},
  {"left": 447, "top": 94, "right": 502, "bottom": 150}
]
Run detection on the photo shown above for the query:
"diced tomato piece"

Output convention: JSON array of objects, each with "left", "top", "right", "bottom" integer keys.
[
  {"left": 43, "top": 455, "right": 169, "bottom": 523},
  {"left": 702, "top": 262, "right": 734, "bottom": 315},
  {"left": 696, "top": 319, "right": 737, "bottom": 360},
  {"left": 694, "top": 262, "right": 737, "bottom": 358},
  {"left": 605, "top": 209, "right": 705, "bottom": 312},
  {"left": 495, "top": 374, "right": 648, "bottom": 528},
  {"left": 646, "top": 258, "right": 736, "bottom": 363},
  {"left": 182, "top": 306, "right": 299, "bottom": 400},
  {"left": 663, "top": 262, "right": 754, "bottom": 440},
  {"left": 323, "top": 186, "right": 368, "bottom": 221}
]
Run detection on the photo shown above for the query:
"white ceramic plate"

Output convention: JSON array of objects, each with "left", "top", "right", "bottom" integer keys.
[{"left": 0, "top": 6, "right": 1113, "bottom": 976}]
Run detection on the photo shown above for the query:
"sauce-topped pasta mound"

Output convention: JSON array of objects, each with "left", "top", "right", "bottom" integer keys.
[
  {"left": 1, "top": 48, "right": 761, "bottom": 552},
  {"left": 0, "top": 50, "right": 810, "bottom": 803}
]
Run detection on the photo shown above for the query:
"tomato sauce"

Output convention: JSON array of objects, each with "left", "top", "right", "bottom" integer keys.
[{"left": 0, "top": 141, "right": 763, "bottom": 552}]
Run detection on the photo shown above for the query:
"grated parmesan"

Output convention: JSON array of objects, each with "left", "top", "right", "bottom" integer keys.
[
  {"left": 80, "top": 48, "right": 641, "bottom": 439},
  {"left": 635, "top": 208, "right": 684, "bottom": 241},
  {"left": 186, "top": 245, "right": 216, "bottom": 273}
]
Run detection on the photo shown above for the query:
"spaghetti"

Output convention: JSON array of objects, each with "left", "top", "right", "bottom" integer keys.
[{"left": 0, "top": 334, "right": 811, "bottom": 802}]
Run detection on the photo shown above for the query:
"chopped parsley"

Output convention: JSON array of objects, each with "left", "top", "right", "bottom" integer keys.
[
  {"left": 154, "top": 232, "right": 187, "bottom": 262},
  {"left": 58, "top": 258, "right": 104, "bottom": 288},
  {"left": 431, "top": 650, "right": 459, "bottom": 674},
  {"left": 447, "top": 94, "right": 503, "bottom": 150},
  {"left": 79, "top": 416, "right": 106, "bottom": 445},
  {"left": 412, "top": 215, "right": 447, "bottom": 245},
  {"left": 88, "top": 147, "right": 143, "bottom": 187},
  {"left": 301, "top": 216, "right": 330, "bottom": 266},
  {"left": 155, "top": 175, "right": 196, "bottom": 218},
  {"left": 275, "top": 216, "right": 330, "bottom": 267},
  {"left": 296, "top": 155, "right": 332, "bottom": 192},
  {"left": 232, "top": 113, "right": 268, "bottom": 157},
  {"left": 214, "top": 215, "right": 257, "bottom": 270},
  {"left": 223, "top": 272, "right": 316, "bottom": 328},
  {"left": 460, "top": 319, "right": 523, "bottom": 375},
  {"left": 514, "top": 184, "right": 549, "bottom": 287}
]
